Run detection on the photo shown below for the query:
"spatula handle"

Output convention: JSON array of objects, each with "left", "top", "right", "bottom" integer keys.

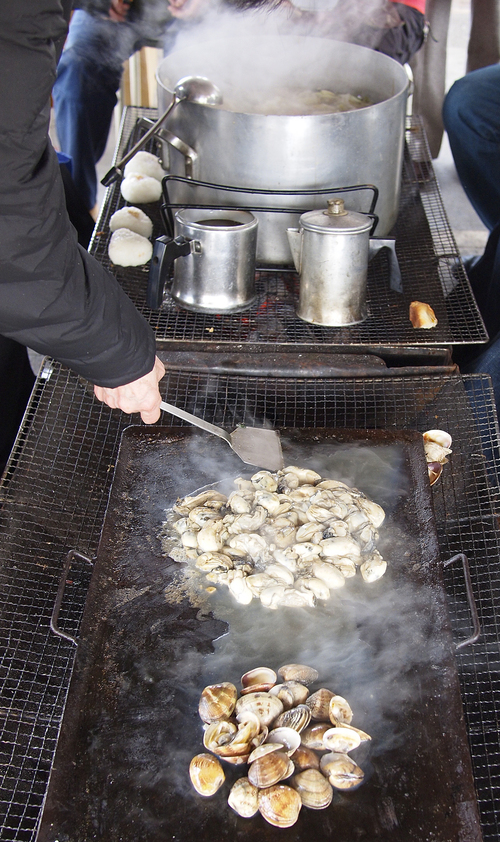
[{"left": 160, "top": 400, "right": 231, "bottom": 445}]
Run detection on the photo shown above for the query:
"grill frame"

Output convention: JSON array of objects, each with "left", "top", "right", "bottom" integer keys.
[
  {"left": 1, "top": 364, "right": 500, "bottom": 841},
  {"left": 91, "top": 108, "right": 487, "bottom": 356}
]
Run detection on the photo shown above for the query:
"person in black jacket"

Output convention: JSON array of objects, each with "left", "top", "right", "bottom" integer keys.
[{"left": 0, "top": 0, "right": 165, "bottom": 473}]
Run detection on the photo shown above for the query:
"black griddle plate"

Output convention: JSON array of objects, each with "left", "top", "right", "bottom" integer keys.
[{"left": 37, "top": 428, "right": 482, "bottom": 842}]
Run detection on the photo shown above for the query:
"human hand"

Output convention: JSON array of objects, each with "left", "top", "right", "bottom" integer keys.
[{"left": 93, "top": 356, "right": 166, "bottom": 423}]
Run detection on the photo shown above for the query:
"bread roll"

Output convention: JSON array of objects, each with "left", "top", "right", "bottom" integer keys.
[{"left": 409, "top": 301, "right": 438, "bottom": 329}]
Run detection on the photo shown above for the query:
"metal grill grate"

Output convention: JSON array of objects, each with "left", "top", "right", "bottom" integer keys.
[
  {"left": 1, "top": 364, "right": 500, "bottom": 839},
  {"left": 90, "top": 108, "right": 486, "bottom": 352}
]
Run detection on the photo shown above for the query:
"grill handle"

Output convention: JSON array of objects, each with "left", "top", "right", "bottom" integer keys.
[
  {"left": 443, "top": 552, "right": 481, "bottom": 649},
  {"left": 50, "top": 550, "right": 93, "bottom": 646}
]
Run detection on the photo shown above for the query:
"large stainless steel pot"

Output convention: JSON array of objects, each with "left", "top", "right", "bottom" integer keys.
[{"left": 156, "top": 36, "right": 409, "bottom": 265}]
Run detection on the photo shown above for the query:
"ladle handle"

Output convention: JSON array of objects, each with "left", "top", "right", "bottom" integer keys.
[
  {"left": 160, "top": 400, "right": 231, "bottom": 445},
  {"left": 101, "top": 93, "right": 180, "bottom": 186}
]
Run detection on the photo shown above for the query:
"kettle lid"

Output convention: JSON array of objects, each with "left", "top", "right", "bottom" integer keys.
[{"left": 299, "top": 199, "right": 372, "bottom": 234}]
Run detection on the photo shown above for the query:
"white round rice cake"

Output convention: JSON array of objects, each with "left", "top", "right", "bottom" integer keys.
[
  {"left": 108, "top": 228, "right": 153, "bottom": 266},
  {"left": 123, "top": 150, "right": 164, "bottom": 181},
  {"left": 109, "top": 206, "right": 153, "bottom": 239},
  {"left": 120, "top": 173, "right": 162, "bottom": 204}
]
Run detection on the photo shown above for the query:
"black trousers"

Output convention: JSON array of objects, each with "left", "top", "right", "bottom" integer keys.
[{"left": 0, "top": 336, "right": 35, "bottom": 474}]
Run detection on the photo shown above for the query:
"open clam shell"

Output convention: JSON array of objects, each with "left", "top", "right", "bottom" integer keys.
[
  {"left": 266, "top": 726, "right": 302, "bottom": 755},
  {"left": 323, "top": 726, "right": 361, "bottom": 753},
  {"left": 427, "top": 461, "right": 443, "bottom": 486},
  {"left": 203, "top": 721, "right": 237, "bottom": 754},
  {"left": 329, "top": 694, "right": 354, "bottom": 725},
  {"left": 241, "top": 667, "right": 277, "bottom": 695},
  {"left": 248, "top": 742, "right": 283, "bottom": 764},
  {"left": 268, "top": 684, "right": 295, "bottom": 710}
]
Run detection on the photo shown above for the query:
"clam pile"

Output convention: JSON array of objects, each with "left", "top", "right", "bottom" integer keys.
[
  {"left": 166, "top": 466, "right": 388, "bottom": 609},
  {"left": 189, "top": 663, "right": 370, "bottom": 828}
]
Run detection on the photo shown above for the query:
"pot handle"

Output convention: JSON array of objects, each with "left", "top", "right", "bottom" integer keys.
[
  {"left": 155, "top": 127, "right": 198, "bottom": 179},
  {"left": 147, "top": 235, "right": 193, "bottom": 309},
  {"left": 50, "top": 550, "right": 94, "bottom": 645},
  {"left": 443, "top": 552, "right": 481, "bottom": 649}
]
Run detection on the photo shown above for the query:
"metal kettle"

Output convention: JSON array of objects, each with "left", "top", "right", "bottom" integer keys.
[{"left": 287, "top": 199, "right": 401, "bottom": 326}]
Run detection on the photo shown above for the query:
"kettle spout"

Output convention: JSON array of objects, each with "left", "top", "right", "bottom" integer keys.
[{"left": 286, "top": 228, "right": 302, "bottom": 273}]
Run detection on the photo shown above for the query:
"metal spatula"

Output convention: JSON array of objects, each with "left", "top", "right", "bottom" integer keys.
[{"left": 160, "top": 401, "right": 283, "bottom": 471}]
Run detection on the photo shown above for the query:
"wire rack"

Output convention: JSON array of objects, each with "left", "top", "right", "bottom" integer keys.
[
  {"left": 90, "top": 108, "right": 486, "bottom": 352},
  {"left": 1, "top": 364, "right": 500, "bottom": 840}
]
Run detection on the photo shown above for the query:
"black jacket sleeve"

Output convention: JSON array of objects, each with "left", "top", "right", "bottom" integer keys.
[{"left": 0, "top": 0, "right": 157, "bottom": 388}]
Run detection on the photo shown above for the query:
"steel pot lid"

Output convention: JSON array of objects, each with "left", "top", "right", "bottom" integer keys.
[{"left": 299, "top": 199, "right": 372, "bottom": 234}]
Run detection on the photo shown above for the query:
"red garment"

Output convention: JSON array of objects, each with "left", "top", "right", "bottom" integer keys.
[{"left": 392, "top": 0, "right": 426, "bottom": 14}]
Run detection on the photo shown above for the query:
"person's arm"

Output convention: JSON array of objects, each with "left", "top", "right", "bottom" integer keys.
[{"left": 0, "top": 0, "right": 163, "bottom": 421}]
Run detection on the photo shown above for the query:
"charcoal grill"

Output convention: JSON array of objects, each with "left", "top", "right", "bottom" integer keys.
[{"left": 1, "top": 106, "right": 500, "bottom": 842}]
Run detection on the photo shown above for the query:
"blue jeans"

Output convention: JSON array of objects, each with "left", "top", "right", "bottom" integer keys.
[
  {"left": 456, "top": 212, "right": 500, "bottom": 415},
  {"left": 442, "top": 64, "right": 500, "bottom": 232},
  {"left": 53, "top": 10, "right": 163, "bottom": 211},
  {"left": 462, "top": 330, "right": 500, "bottom": 417}
]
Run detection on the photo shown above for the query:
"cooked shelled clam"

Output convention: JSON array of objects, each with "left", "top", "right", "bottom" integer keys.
[
  {"left": 163, "top": 466, "right": 390, "bottom": 608},
  {"left": 188, "top": 664, "right": 371, "bottom": 827}
]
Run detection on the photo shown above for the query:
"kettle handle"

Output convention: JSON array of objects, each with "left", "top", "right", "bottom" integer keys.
[{"left": 147, "top": 235, "right": 192, "bottom": 309}]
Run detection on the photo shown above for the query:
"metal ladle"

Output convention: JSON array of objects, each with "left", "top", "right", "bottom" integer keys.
[{"left": 101, "top": 76, "right": 222, "bottom": 187}]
